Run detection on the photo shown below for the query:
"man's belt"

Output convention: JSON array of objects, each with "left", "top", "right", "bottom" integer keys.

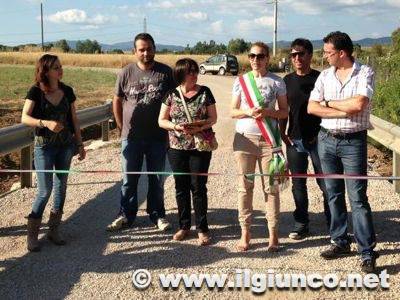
[{"left": 320, "top": 127, "right": 366, "bottom": 139}]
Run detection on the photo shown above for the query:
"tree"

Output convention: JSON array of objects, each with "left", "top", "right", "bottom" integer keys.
[
  {"left": 371, "top": 44, "right": 384, "bottom": 57},
  {"left": 392, "top": 27, "right": 400, "bottom": 54},
  {"left": 108, "top": 49, "right": 124, "bottom": 54},
  {"left": 43, "top": 43, "right": 53, "bottom": 52},
  {"left": 76, "top": 39, "right": 102, "bottom": 54},
  {"left": 353, "top": 43, "right": 362, "bottom": 58},
  {"left": 227, "top": 39, "right": 250, "bottom": 54},
  {"left": 55, "top": 39, "right": 70, "bottom": 53}
]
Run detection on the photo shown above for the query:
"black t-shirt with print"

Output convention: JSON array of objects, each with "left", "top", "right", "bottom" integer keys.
[
  {"left": 284, "top": 69, "right": 321, "bottom": 141},
  {"left": 115, "top": 61, "right": 174, "bottom": 141}
]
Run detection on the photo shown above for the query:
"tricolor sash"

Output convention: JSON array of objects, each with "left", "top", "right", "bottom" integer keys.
[{"left": 238, "top": 71, "right": 288, "bottom": 191}]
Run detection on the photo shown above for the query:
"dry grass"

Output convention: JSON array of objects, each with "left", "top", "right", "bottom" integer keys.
[
  {"left": 0, "top": 52, "right": 215, "bottom": 68},
  {"left": 0, "top": 51, "right": 261, "bottom": 71}
]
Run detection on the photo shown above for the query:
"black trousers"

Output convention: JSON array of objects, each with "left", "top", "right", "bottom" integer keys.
[{"left": 168, "top": 148, "right": 212, "bottom": 233}]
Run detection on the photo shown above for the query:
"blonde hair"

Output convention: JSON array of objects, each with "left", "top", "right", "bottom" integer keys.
[{"left": 250, "top": 42, "right": 270, "bottom": 56}]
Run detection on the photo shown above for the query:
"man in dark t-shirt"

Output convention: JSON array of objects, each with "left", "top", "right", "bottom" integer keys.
[
  {"left": 108, "top": 33, "right": 174, "bottom": 231},
  {"left": 279, "top": 38, "right": 331, "bottom": 239}
]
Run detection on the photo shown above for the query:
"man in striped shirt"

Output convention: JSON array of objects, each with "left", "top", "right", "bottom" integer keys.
[{"left": 308, "top": 31, "right": 378, "bottom": 273}]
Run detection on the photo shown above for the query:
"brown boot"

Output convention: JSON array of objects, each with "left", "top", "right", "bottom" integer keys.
[
  {"left": 47, "top": 210, "right": 66, "bottom": 245},
  {"left": 27, "top": 217, "right": 42, "bottom": 252}
]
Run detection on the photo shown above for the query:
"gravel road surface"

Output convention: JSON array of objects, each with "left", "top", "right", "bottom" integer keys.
[{"left": 0, "top": 74, "right": 399, "bottom": 299}]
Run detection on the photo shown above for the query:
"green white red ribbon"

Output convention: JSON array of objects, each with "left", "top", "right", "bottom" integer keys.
[{"left": 238, "top": 71, "right": 288, "bottom": 190}]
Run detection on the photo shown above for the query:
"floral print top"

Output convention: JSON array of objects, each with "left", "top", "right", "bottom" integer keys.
[{"left": 163, "top": 85, "right": 216, "bottom": 150}]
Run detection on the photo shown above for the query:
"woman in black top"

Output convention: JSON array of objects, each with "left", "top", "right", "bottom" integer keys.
[{"left": 21, "top": 54, "right": 86, "bottom": 252}]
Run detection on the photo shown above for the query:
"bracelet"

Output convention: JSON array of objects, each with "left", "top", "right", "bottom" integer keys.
[
  {"left": 38, "top": 119, "right": 45, "bottom": 128},
  {"left": 173, "top": 124, "right": 177, "bottom": 131}
]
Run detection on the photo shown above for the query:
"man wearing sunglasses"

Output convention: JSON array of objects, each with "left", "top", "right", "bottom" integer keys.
[
  {"left": 279, "top": 38, "right": 331, "bottom": 241},
  {"left": 308, "top": 31, "right": 378, "bottom": 273}
]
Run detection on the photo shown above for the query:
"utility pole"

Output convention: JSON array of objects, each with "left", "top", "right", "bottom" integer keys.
[
  {"left": 273, "top": 0, "right": 277, "bottom": 56},
  {"left": 143, "top": 17, "right": 147, "bottom": 33},
  {"left": 41, "top": 2, "right": 44, "bottom": 51}
]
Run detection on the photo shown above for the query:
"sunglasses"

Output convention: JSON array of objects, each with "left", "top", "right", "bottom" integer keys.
[
  {"left": 248, "top": 53, "right": 267, "bottom": 60},
  {"left": 290, "top": 51, "right": 306, "bottom": 58}
]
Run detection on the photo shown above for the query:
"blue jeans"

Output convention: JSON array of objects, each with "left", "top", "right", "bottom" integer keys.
[
  {"left": 317, "top": 130, "right": 376, "bottom": 260},
  {"left": 120, "top": 138, "right": 167, "bottom": 224},
  {"left": 286, "top": 139, "right": 330, "bottom": 231},
  {"left": 30, "top": 144, "right": 74, "bottom": 219}
]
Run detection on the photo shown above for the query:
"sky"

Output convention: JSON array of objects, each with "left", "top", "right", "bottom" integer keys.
[{"left": 0, "top": 0, "right": 399, "bottom": 47}]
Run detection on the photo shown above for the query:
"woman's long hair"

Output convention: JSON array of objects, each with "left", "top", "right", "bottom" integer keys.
[{"left": 34, "top": 54, "right": 60, "bottom": 93}]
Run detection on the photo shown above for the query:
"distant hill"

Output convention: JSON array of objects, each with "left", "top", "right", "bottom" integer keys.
[
  {"left": 100, "top": 41, "right": 185, "bottom": 52},
  {"left": 271, "top": 37, "right": 392, "bottom": 49},
  {"left": 50, "top": 40, "right": 185, "bottom": 52},
  {"left": 36, "top": 36, "right": 391, "bottom": 52}
]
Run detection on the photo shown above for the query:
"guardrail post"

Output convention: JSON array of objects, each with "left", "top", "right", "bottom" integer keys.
[
  {"left": 101, "top": 120, "right": 109, "bottom": 142},
  {"left": 394, "top": 151, "right": 400, "bottom": 193},
  {"left": 20, "top": 145, "right": 33, "bottom": 188}
]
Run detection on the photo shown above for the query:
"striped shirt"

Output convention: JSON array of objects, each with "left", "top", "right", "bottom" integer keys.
[{"left": 309, "top": 60, "right": 375, "bottom": 133}]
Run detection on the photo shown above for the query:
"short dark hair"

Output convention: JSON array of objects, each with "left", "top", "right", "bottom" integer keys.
[
  {"left": 174, "top": 58, "right": 199, "bottom": 85},
  {"left": 323, "top": 31, "right": 353, "bottom": 57},
  {"left": 133, "top": 33, "right": 155, "bottom": 49},
  {"left": 250, "top": 42, "right": 269, "bottom": 56},
  {"left": 291, "top": 38, "right": 313, "bottom": 54}
]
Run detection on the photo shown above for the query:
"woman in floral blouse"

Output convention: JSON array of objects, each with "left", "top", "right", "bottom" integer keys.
[{"left": 158, "top": 58, "right": 217, "bottom": 245}]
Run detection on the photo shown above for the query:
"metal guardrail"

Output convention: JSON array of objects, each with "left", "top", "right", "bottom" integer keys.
[
  {"left": 368, "top": 115, "right": 400, "bottom": 193},
  {"left": 0, "top": 100, "right": 112, "bottom": 188}
]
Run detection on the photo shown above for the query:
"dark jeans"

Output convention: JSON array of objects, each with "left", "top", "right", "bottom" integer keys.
[
  {"left": 318, "top": 130, "right": 376, "bottom": 260},
  {"left": 30, "top": 144, "right": 74, "bottom": 219},
  {"left": 168, "top": 148, "right": 212, "bottom": 233},
  {"left": 286, "top": 139, "right": 331, "bottom": 231},
  {"left": 120, "top": 138, "right": 167, "bottom": 225}
]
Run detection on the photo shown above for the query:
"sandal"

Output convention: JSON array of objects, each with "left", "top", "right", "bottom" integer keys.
[
  {"left": 173, "top": 229, "right": 190, "bottom": 241},
  {"left": 198, "top": 232, "right": 211, "bottom": 246},
  {"left": 267, "top": 245, "right": 279, "bottom": 252},
  {"left": 237, "top": 243, "right": 250, "bottom": 252}
]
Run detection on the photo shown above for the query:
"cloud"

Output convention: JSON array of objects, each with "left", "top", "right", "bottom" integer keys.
[
  {"left": 285, "top": 0, "right": 376, "bottom": 15},
  {"left": 80, "top": 25, "right": 99, "bottom": 30},
  {"left": 183, "top": 11, "right": 208, "bottom": 21},
  {"left": 210, "top": 20, "right": 223, "bottom": 34},
  {"left": 289, "top": 1, "right": 322, "bottom": 15},
  {"left": 254, "top": 16, "right": 274, "bottom": 27},
  {"left": 46, "top": 9, "right": 116, "bottom": 25},
  {"left": 386, "top": 0, "right": 400, "bottom": 8},
  {"left": 147, "top": 1, "right": 176, "bottom": 9},
  {"left": 237, "top": 15, "right": 275, "bottom": 33}
]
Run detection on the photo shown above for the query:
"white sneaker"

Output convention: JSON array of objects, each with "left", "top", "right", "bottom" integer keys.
[
  {"left": 106, "top": 216, "right": 128, "bottom": 231},
  {"left": 157, "top": 218, "right": 171, "bottom": 231}
]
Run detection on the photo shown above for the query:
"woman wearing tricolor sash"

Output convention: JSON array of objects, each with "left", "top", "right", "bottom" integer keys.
[{"left": 231, "top": 42, "right": 288, "bottom": 252}]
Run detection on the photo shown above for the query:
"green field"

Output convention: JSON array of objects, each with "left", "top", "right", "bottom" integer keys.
[{"left": 0, "top": 64, "right": 116, "bottom": 111}]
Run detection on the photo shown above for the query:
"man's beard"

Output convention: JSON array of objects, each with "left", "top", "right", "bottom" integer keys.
[{"left": 141, "top": 56, "right": 155, "bottom": 65}]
